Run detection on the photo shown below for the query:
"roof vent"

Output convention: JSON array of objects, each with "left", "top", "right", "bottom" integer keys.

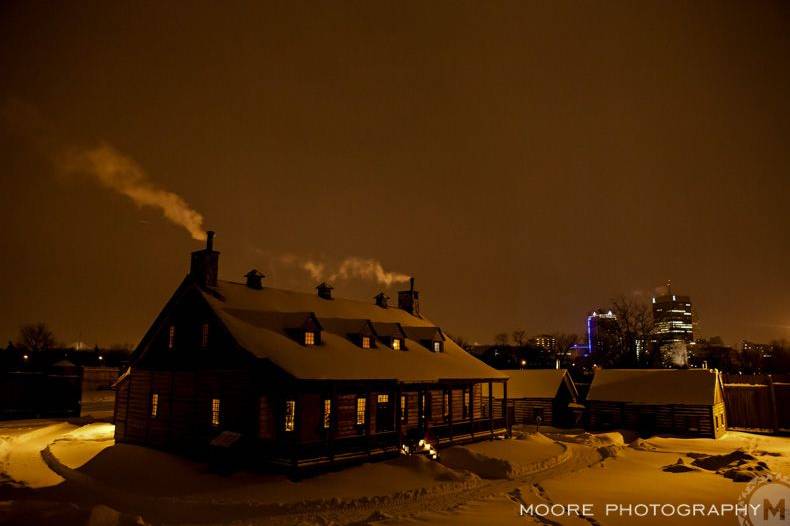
[
  {"left": 374, "top": 292, "right": 390, "bottom": 308},
  {"left": 316, "top": 282, "right": 334, "bottom": 300},
  {"left": 244, "top": 269, "right": 265, "bottom": 290}
]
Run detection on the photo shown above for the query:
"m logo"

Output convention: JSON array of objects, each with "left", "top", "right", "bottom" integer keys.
[
  {"left": 763, "top": 497, "right": 785, "bottom": 521},
  {"left": 739, "top": 474, "right": 790, "bottom": 526}
]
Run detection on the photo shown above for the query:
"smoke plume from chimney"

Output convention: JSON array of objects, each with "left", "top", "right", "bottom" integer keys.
[
  {"left": 62, "top": 143, "right": 206, "bottom": 241},
  {"left": 276, "top": 254, "right": 410, "bottom": 287}
]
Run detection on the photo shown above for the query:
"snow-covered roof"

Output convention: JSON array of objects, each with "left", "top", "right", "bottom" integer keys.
[
  {"left": 587, "top": 369, "right": 719, "bottom": 406},
  {"left": 502, "top": 369, "right": 572, "bottom": 399},
  {"left": 199, "top": 280, "right": 506, "bottom": 383},
  {"left": 486, "top": 369, "right": 574, "bottom": 399}
]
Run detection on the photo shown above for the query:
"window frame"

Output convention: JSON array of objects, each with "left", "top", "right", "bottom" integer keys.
[
  {"left": 284, "top": 400, "right": 296, "bottom": 432},
  {"left": 304, "top": 331, "right": 316, "bottom": 346},
  {"left": 211, "top": 398, "right": 221, "bottom": 427},
  {"left": 400, "top": 394, "right": 407, "bottom": 422},
  {"left": 361, "top": 335, "right": 371, "bottom": 349},
  {"left": 322, "top": 399, "right": 331, "bottom": 430},
  {"left": 391, "top": 338, "right": 401, "bottom": 351},
  {"left": 150, "top": 393, "right": 159, "bottom": 418},
  {"left": 168, "top": 325, "right": 176, "bottom": 349},
  {"left": 433, "top": 341, "right": 442, "bottom": 353},
  {"left": 356, "top": 396, "right": 367, "bottom": 426}
]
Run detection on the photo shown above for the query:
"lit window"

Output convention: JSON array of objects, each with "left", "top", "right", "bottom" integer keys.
[
  {"left": 378, "top": 394, "right": 389, "bottom": 403},
  {"left": 433, "top": 341, "right": 441, "bottom": 353},
  {"left": 304, "top": 331, "right": 315, "bottom": 345},
  {"left": 356, "top": 397, "right": 366, "bottom": 425},
  {"left": 201, "top": 323, "right": 209, "bottom": 348},
  {"left": 168, "top": 325, "right": 176, "bottom": 349},
  {"left": 443, "top": 391, "right": 449, "bottom": 419},
  {"left": 362, "top": 336, "right": 371, "bottom": 349},
  {"left": 400, "top": 395, "right": 407, "bottom": 421},
  {"left": 151, "top": 393, "right": 159, "bottom": 418},
  {"left": 285, "top": 400, "right": 296, "bottom": 431},
  {"left": 211, "top": 398, "right": 221, "bottom": 427},
  {"left": 323, "top": 399, "right": 331, "bottom": 429},
  {"left": 392, "top": 338, "right": 401, "bottom": 351}
]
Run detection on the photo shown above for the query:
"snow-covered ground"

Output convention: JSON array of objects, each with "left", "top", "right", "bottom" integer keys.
[{"left": 0, "top": 421, "right": 788, "bottom": 525}]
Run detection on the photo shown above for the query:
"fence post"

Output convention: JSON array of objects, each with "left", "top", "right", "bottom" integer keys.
[{"left": 767, "top": 375, "right": 779, "bottom": 433}]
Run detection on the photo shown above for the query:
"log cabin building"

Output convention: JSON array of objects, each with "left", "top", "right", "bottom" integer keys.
[
  {"left": 114, "top": 233, "right": 509, "bottom": 470},
  {"left": 586, "top": 368, "right": 727, "bottom": 438},
  {"left": 491, "top": 369, "right": 581, "bottom": 428}
]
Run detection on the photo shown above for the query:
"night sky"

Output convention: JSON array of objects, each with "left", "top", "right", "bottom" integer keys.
[{"left": 1, "top": 1, "right": 788, "bottom": 348}]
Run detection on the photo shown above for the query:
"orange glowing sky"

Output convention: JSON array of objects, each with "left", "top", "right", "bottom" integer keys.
[{"left": 0, "top": 1, "right": 788, "bottom": 347}]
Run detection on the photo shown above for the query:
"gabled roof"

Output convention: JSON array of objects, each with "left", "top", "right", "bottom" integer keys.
[
  {"left": 499, "top": 369, "right": 576, "bottom": 399},
  {"left": 197, "top": 280, "right": 506, "bottom": 383},
  {"left": 371, "top": 322, "right": 407, "bottom": 339},
  {"left": 587, "top": 369, "right": 719, "bottom": 406},
  {"left": 319, "top": 318, "right": 376, "bottom": 339},
  {"left": 403, "top": 326, "right": 445, "bottom": 342}
]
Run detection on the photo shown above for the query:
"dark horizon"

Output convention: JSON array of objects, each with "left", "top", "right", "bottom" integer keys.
[{"left": 1, "top": 1, "right": 788, "bottom": 349}]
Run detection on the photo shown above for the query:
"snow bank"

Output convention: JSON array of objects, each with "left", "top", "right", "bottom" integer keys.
[
  {"left": 440, "top": 446, "right": 515, "bottom": 479},
  {"left": 440, "top": 437, "right": 568, "bottom": 479},
  {"left": 48, "top": 423, "right": 115, "bottom": 470}
]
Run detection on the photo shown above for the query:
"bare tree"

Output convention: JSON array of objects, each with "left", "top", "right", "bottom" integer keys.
[
  {"left": 512, "top": 330, "right": 528, "bottom": 346},
  {"left": 16, "top": 322, "right": 56, "bottom": 352},
  {"left": 552, "top": 332, "right": 578, "bottom": 362},
  {"left": 494, "top": 333, "right": 509, "bottom": 346},
  {"left": 610, "top": 295, "right": 655, "bottom": 366}
]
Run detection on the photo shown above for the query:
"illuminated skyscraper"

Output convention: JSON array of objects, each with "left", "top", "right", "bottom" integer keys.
[
  {"left": 586, "top": 309, "right": 620, "bottom": 357},
  {"left": 652, "top": 283, "right": 693, "bottom": 344}
]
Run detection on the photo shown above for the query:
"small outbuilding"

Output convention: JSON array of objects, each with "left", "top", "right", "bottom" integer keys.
[
  {"left": 586, "top": 369, "right": 727, "bottom": 438},
  {"left": 490, "top": 369, "right": 581, "bottom": 428}
]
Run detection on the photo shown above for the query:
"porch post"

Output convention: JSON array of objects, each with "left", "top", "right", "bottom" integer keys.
[
  {"left": 503, "top": 379, "right": 509, "bottom": 436},
  {"left": 488, "top": 381, "right": 494, "bottom": 438},
  {"left": 329, "top": 383, "right": 337, "bottom": 464},
  {"left": 395, "top": 383, "right": 403, "bottom": 450},
  {"left": 448, "top": 386, "right": 454, "bottom": 443},
  {"left": 470, "top": 383, "right": 475, "bottom": 439}
]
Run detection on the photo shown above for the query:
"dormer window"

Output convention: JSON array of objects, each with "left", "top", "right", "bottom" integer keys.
[
  {"left": 362, "top": 336, "right": 371, "bottom": 349},
  {"left": 304, "top": 331, "right": 316, "bottom": 346},
  {"left": 433, "top": 341, "right": 442, "bottom": 353},
  {"left": 392, "top": 338, "right": 401, "bottom": 351}
]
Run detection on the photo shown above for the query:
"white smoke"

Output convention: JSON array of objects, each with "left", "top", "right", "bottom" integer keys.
[
  {"left": 61, "top": 143, "right": 206, "bottom": 241},
  {"left": 277, "top": 254, "right": 410, "bottom": 287},
  {"left": 329, "top": 257, "right": 410, "bottom": 286}
]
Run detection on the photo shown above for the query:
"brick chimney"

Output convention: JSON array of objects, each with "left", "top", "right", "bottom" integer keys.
[
  {"left": 244, "top": 269, "right": 265, "bottom": 290},
  {"left": 374, "top": 292, "right": 390, "bottom": 308},
  {"left": 398, "top": 277, "right": 420, "bottom": 316},
  {"left": 190, "top": 231, "right": 219, "bottom": 287},
  {"left": 317, "top": 282, "right": 334, "bottom": 300}
]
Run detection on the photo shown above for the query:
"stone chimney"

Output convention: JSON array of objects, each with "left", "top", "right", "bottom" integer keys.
[
  {"left": 190, "top": 231, "right": 219, "bottom": 287},
  {"left": 245, "top": 269, "right": 265, "bottom": 290},
  {"left": 397, "top": 277, "right": 420, "bottom": 316},
  {"left": 317, "top": 282, "right": 334, "bottom": 300},
  {"left": 374, "top": 292, "right": 390, "bottom": 308}
]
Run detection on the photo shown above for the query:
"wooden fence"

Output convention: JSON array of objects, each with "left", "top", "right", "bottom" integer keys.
[{"left": 721, "top": 373, "right": 790, "bottom": 433}]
